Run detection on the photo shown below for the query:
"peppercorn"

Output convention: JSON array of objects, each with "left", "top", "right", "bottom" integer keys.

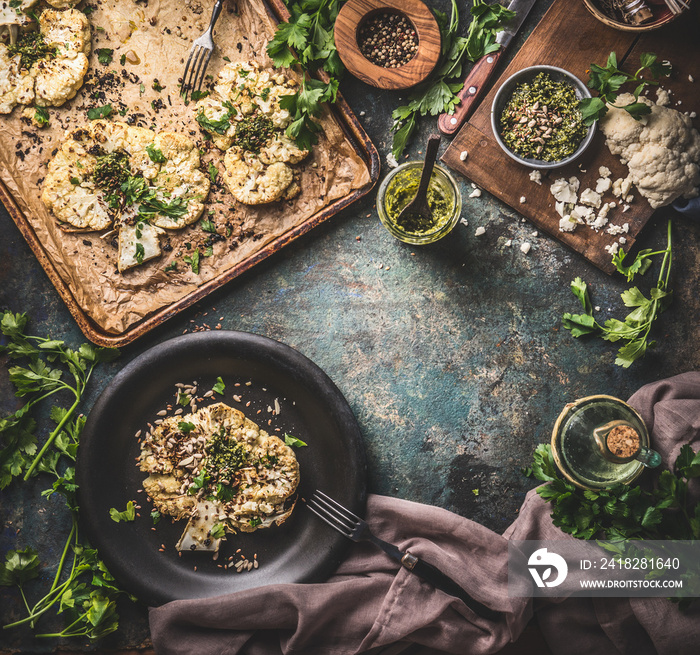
[{"left": 357, "top": 12, "right": 418, "bottom": 69}]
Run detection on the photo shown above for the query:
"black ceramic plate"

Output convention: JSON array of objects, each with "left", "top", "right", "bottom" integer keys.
[{"left": 77, "top": 331, "right": 366, "bottom": 606}]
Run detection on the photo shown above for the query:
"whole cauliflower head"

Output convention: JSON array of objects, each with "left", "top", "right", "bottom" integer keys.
[{"left": 600, "top": 93, "right": 700, "bottom": 208}]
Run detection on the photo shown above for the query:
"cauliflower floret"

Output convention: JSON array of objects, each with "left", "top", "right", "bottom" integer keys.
[
  {"left": 600, "top": 93, "right": 700, "bottom": 208},
  {"left": 223, "top": 151, "right": 294, "bottom": 205}
]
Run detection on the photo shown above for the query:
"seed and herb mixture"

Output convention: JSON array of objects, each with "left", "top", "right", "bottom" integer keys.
[
  {"left": 358, "top": 13, "right": 418, "bottom": 68},
  {"left": 138, "top": 390, "right": 301, "bottom": 552},
  {"left": 499, "top": 72, "right": 587, "bottom": 162}
]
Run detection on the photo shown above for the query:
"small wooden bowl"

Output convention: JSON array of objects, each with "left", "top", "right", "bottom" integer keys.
[
  {"left": 582, "top": 0, "right": 679, "bottom": 32},
  {"left": 334, "top": 0, "right": 441, "bottom": 90}
]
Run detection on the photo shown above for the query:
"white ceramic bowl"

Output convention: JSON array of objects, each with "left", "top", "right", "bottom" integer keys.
[{"left": 491, "top": 64, "right": 596, "bottom": 170}]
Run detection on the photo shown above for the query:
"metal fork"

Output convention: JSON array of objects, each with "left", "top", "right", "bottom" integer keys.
[
  {"left": 181, "top": 0, "right": 224, "bottom": 101},
  {"left": 307, "top": 490, "right": 502, "bottom": 621}
]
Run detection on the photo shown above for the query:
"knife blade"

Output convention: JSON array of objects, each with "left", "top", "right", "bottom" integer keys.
[{"left": 437, "top": 0, "right": 538, "bottom": 136}]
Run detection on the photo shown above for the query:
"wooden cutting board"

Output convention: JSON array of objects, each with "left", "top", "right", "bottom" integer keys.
[{"left": 441, "top": 0, "right": 700, "bottom": 273}]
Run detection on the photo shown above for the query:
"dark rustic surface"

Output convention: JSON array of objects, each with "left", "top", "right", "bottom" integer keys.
[{"left": 2, "top": 0, "right": 700, "bottom": 652}]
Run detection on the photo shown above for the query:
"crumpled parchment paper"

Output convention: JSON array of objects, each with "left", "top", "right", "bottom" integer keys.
[{"left": 0, "top": 0, "right": 371, "bottom": 335}]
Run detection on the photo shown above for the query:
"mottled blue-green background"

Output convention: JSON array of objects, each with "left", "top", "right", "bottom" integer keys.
[{"left": 2, "top": 0, "right": 699, "bottom": 651}]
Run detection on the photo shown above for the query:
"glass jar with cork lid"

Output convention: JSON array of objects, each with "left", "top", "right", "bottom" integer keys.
[{"left": 551, "top": 395, "right": 662, "bottom": 490}]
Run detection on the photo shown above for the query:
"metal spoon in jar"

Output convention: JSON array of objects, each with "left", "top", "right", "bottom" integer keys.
[{"left": 395, "top": 134, "right": 441, "bottom": 227}]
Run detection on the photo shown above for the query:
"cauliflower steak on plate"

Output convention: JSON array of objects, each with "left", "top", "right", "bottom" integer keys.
[
  {"left": 0, "top": 2, "right": 90, "bottom": 113},
  {"left": 195, "top": 62, "right": 309, "bottom": 205},
  {"left": 139, "top": 402, "right": 300, "bottom": 551},
  {"left": 41, "top": 119, "right": 210, "bottom": 271}
]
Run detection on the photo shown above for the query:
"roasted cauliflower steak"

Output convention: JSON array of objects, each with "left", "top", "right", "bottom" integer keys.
[
  {"left": 41, "top": 119, "right": 210, "bottom": 271},
  {"left": 194, "top": 61, "right": 309, "bottom": 205},
  {"left": 0, "top": 5, "right": 90, "bottom": 113},
  {"left": 139, "top": 402, "right": 300, "bottom": 550}
]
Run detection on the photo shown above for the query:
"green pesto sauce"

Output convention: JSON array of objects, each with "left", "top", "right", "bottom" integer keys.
[
  {"left": 500, "top": 72, "right": 587, "bottom": 162},
  {"left": 234, "top": 114, "right": 274, "bottom": 153},
  {"left": 384, "top": 168, "right": 454, "bottom": 234},
  {"left": 206, "top": 427, "right": 248, "bottom": 480},
  {"left": 8, "top": 31, "right": 57, "bottom": 70}
]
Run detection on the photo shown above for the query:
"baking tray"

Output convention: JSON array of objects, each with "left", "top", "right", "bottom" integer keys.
[{"left": 0, "top": 0, "right": 379, "bottom": 347}]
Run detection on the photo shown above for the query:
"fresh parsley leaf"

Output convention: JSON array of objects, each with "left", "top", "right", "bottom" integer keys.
[
  {"left": 87, "top": 104, "right": 113, "bottom": 120},
  {"left": 34, "top": 107, "right": 49, "bottom": 126},
  {"left": 151, "top": 510, "right": 161, "bottom": 525},
  {"left": 188, "top": 467, "right": 209, "bottom": 494},
  {"left": 190, "top": 90, "right": 209, "bottom": 101},
  {"left": 109, "top": 501, "right": 136, "bottom": 523},
  {"left": 284, "top": 433, "right": 307, "bottom": 448},
  {"left": 145, "top": 144, "right": 166, "bottom": 163},
  {"left": 210, "top": 523, "right": 226, "bottom": 539},
  {"left": 581, "top": 51, "right": 672, "bottom": 125},
  {"left": 0, "top": 547, "right": 40, "bottom": 586},
  {"left": 178, "top": 421, "right": 195, "bottom": 434},
  {"left": 96, "top": 48, "right": 113, "bottom": 66},
  {"left": 248, "top": 517, "right": 262, "bottom": 528},
  {"left": 134, "top": 243, "right": 145, "bottom": 265},
  {"left": 212, "top": 376, "right": 225, "bottom": 395},
  {"left": 200, "top": 218, "right": 216, "bottom": 233},
  {"left": 207, "top": 162, "right": 218, "bottom": 185},
  {"left": 183, "top": 250, "right": 200, "bottom": 274}
]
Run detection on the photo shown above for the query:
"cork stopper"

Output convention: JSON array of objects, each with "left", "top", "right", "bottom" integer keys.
[{"left": 606, "top": 424, "right": 641, "bottom": 459}]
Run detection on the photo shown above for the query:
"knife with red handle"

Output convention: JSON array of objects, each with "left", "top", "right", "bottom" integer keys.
[{"left": 437, "top": 0, "right": 538, "bottom": 136}]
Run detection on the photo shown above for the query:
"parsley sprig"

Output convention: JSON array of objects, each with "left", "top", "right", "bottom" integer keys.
[
  {"left": 0, "top": 312, "right": 129, "bottom": 641},
  {"left": 267, "top": 0, "right": 343, "bottom": 150},
  {"left": 391, "top": 0, "right": 515, "bottom": 158},
  {"left": 0, "top": 312, "right": 119, "bottom": 483},
  {"left": 526, "top": 442, "right": 700, "bottom": 541},
  {"left": 579, "top": 51, "right": 672, "bottom": 126},
  {"left": 562, "top": 220, "right": 673, "bottom": 368}
]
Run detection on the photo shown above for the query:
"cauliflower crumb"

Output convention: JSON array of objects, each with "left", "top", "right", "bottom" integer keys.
[
  {"left": 459, "top": 150, "right": 468, "bottom": 161},
  {"left": 519, "top": 196, "right": 526, "bottom": 204},
  {"left": 595, "top": 177, "right": 612, "bottom": 194},
  {"left": 690, "top": 112, "right": 697, "bottom": 119},
  {"left": 571, "top": 205, "right": 594, "bottom": 224},
  {"left": 605, "top": 242, "right": 620, "bottom": 256},
  {"left": 599, "top": 166, "right": 612, "bottom": 178},
  {"left": 504, "top": 239, "right": 512, "bottom": 247},
  {"left": 550, "top": 177, "right": 579, "bottom": 203},
  {"left": 559, "top": 216, "right": 577, "bottom": 233},
  {"left": 469, "top": 188, "right": 482, "bottom": 198},
  {"left": 580, "top": 188, "right": 602, "bottom": 208},
  {"left": 520, "top": 242, "right": 531, "bottom": 254},
  {"left": 474, "top": 226, "right": 486, "bottom": 236},
  {"left": 386, "top": 153, "right": 398, "bottom": 169},
  {"left": 529, "top": 170, "right": 542, "bottom": 185},
  {"left": 655, "top": 87, "right": 671, "bottom": 107},
  {"left": 619, "top": 237, "right": 627, "bottom": 244},
  {"left": 690, "top": 75, "right": 695, "bottom": 83}
]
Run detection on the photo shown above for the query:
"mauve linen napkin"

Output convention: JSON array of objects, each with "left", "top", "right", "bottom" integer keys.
[{"left": 150, "top": 372, "right": 700, "bottom": 655}]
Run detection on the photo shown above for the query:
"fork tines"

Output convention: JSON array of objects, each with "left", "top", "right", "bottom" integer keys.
[
  {"left": 181, "top": 46, "right": 213, "bottom": 102},
  {"left": 306, "top": 490, "right": 359, "bottom": 536}
]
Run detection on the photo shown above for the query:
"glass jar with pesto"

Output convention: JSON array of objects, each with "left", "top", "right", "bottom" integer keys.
[{"left": 377, "top": 162, "right": 462, "bottom": 244}]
